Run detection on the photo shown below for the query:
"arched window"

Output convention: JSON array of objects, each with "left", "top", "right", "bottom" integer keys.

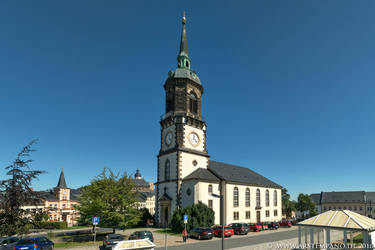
[
  {"left": 165, "top": 159, "right": 170, "bottom": 181},
  {"left": 274, "top": 190, "right": 277, "bottom": 206},
  {"left": 245, "top": 188, "right": 250, "bottom": 207},
  {"left": 186, "top": 61, "right": 189, "bottom": 68},
  {"left": 266, "top": 190, "right": 269, "bottom": 207},
  {"left": 233, "top": 187, "right": 239, "bottom": 207},
  {"left": 256, "top": 189, "right": 261, "bottom": 208},
  {"left": 189, "top": 92, "right": 198, "bottom": 114},
  {"left": 208, "top": 184, "right": 213, "bottom": 195},
  {"left": 166, "top": 91, "right": 175, "bottom": 113}
]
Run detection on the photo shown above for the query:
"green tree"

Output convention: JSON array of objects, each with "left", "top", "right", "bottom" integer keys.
[
  {"left": 171, "top": 202, "right": 215, "bottom": 233},
  {"left": 296, "top": 193, "right": 317, "bottom": 218},
  {"left": 138, "top": 208, "right": 153, "bottom": 227},
  {"left": 77, "top": 168, "right": 140, "bottom": 233},
  {"left": 282, "top": 188, "right": 296, "bottom": 218},
  {"left": 0, "top": 139, "right": 45, "bottom": 236}
]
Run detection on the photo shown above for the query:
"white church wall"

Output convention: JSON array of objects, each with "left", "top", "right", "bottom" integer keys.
[
  {"left": 225, "top": 183, "right": 282, "bottom": 225},
  {"left": 196, "top": 182, "right": 221, "bottom": 225},
  {"left": 179, "top": 152, "right": 208, "bottom": 179},
  {"left": 159, "top": 153, "right": 178, "bottom": 180},
  {"left": 183, "top": 124, "right": 206, "bottom": 152}
]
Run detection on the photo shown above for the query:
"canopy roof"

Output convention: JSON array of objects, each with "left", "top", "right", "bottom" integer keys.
[{"left": 298, "top": 210, "right": 375, "bottom": 232}]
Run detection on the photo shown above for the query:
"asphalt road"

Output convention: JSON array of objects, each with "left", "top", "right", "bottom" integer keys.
[{"left": 155, "top": 228, "right": 298, "bottom": 250}]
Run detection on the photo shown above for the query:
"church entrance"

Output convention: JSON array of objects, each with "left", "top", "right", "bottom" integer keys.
[
  {"left": 160, "top": 203, "right": 171, "bottom": 227},
  {"left": 256, "top": 211, "right": 261, "bottom": 223}
]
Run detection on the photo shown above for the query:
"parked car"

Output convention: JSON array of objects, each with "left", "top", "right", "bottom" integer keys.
[
  {"left": 103, "top": 234, "right": 124, "bottom": 249},
  {"left": 14, "top": 237, "right": 54, "bottom": 250},
  {"left": 249, "top": 223, "right": 263, "bottom": 232},
  {"left": 259, "top": 222, "right": 268, "bottom": 230},
  {"left": 188, "top": 227, "right": 213, "bottom": 240},
  {"left": 211, "top": 225, "right": 234, "bottom": 237},
  {"left": 266, "top": 222, "right": 279, "bottom": 230},
  {"left": 279, "top": 220, "right": 292, "bottom": 227},
  {"left": 229, "top": 223, "right": 249, "bottom": 235},
  {"left": 0, "top": 237, "right": 19, "bottom": 250},
  {"left": 129, "top": 231, "right": 154, "bottom": 242}
]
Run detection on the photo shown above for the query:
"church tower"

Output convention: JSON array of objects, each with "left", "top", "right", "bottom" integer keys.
[{"left": 156, "top": 13, "right": 209, "bottom": 226}]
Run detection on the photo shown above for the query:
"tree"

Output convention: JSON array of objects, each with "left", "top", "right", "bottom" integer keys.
[
  {"left": 0, "top": 139, "right": 45, "bottom": 236},
  {"left": 138, "top": 208, "right": 153, "bottom": 227},
  {"left": 296, "top": 193, "right": 317, "bottom": 218},
  {"left": 171, "top": 202, "right": 215, "bottom": 233},
  {"left": 282, "top": 188, "right": 296, "bottom": 218},
  {"left": 77, "top": 168, "right": 141, "bottom": 233}
]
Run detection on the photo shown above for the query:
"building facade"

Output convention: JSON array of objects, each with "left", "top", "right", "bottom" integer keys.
[
  {"left": 155, "top": 15, "right": 282, "bottom": 227},
  {"left": 133, "top": 170, "right": 155, "bottom": 215},
  {"left": 310, "top": 191, "right": 375, "bottom": 218},
  {"left": 36, "top": 169, "right": 81, "bottom": 226}
]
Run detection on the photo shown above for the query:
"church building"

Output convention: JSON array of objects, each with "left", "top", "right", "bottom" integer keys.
[{"left": 155, "top": 15, "right": 282, "bottom": 227}]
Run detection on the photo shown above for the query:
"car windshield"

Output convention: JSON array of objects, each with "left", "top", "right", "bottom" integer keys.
[
  {"left": 18, "top": 239, "right": 37, "bottom": 245},
  {"left": 224, "top": 227, "right": 232, "bottom": 230},
  {"left": 109, "top": 235, "right": 123, "bottom": 240}
]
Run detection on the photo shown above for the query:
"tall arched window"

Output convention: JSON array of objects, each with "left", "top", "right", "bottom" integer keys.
[
  {"left": 233, "top": 187, "right": 239, "bottom": 207},
  {"left": 189, "top": 92, "right": 198, "bottom": 114},
  {"left": 266, "top": 190, "right": 270, "bottom": 207},
  {"left": 208, "top": 184, "right": 213, "bottom": 195},
  {"left": 256, "top": 189, "right": 261, "bottom": 208},
  {"left": 245, "top": 188, "right": 250, "bottom": 207},
  {"left": 165, "top": 159, "right": 170, "bottom": 181},
  {"left": 274, "top": 190, "right": 278, "bottom": 206}
]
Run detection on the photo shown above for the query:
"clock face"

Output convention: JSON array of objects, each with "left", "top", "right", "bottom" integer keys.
[
  {"left": 189, "top": 133, "right": 199, "bottom": 146},
  {"left": 165, "top": 132, "right": 173, "bottom": 146}
]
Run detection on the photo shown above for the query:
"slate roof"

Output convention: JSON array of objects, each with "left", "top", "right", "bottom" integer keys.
[
  {"left": 208, "top": 161, "right": 282, "bottom": 189},
  {"left": 366, "top": 192, "right": 375, "bottom": 203},
  {"left": 56, "top": 170, "right": 67, "bottom": 188},
  {"left": 183, "top": 168, "right": 220, "bottom": 182},
  {"left": 134, "top": 178, "right": 150, "bottom": 188},
  {"left": 70, "top": 188, "right": 82, "bottom": 200},
  {"left": 137, "top": 191, "right": 155, "bottom": 202},
  {"left": 321, "top": 191, "right": 366, "bottom": 203},
  {"left": 310, "top": 193, "right": 321, "bottom": 205}
]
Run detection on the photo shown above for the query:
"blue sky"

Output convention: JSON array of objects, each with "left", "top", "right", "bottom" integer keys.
[{"left": 1, "top": 1, "right": 375, "bottom": 200}]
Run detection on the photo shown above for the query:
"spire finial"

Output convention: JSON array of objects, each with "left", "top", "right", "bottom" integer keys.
[{"left": 177, "top": 12, "right": 190, "bottom": 69}]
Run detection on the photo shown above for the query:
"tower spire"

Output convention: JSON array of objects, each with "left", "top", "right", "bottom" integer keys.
[
  {"left": 56, "top": 167, "right": 67, "bottom": 188},
  {"left": 177, "top": 12, "right": 191, "bottom": 69}
]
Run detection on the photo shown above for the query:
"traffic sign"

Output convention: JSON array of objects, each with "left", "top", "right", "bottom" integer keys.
[
  {"left": 183, "top": 215, "right": 188, "bottom": 224},
  {"left": 92, "top": 217, "right": 99, "bottom": 225}
]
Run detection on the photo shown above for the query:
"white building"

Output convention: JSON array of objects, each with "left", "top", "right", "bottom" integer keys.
[{"left": 155, "top": 15, "right": 282, "bottom": 227}]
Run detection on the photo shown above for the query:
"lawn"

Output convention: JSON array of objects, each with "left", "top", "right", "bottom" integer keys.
[
  {"left": 154, "top": 228, "right": 181, "bottom": 236},
  {"left": 54, "top": 241, "right": 102, "bottom": 248}
]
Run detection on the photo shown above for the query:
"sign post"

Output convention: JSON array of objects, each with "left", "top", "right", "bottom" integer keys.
[
  {"left": 183, "top": 215, "right": 188, "bottom": 243},
  {"left": 92, "top": 217, "right": 99, "bottom": 243}
]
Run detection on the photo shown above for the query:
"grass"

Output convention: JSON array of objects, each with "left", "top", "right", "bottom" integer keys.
[
  {"left": 154, "top": 228, "right": 181, "bottom": 236},
  {"left": 54, "top": 241, "right": 102, "bottom": 248}
]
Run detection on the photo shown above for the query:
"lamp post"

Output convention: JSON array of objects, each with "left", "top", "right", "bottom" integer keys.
[{"left": 211, "top": 182, "right": 225, "bottom": 250}]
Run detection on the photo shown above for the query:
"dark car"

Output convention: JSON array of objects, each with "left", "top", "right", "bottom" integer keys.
[
  {"left": 188, "top": 227, "right": 213, "bottom": 240},
  {"left": 211, "top": 226, "right": 234, "bottom": 237},
  {"left": 249, "top": 223, "right": 263, "bottom": 232},
  {"left": 267, "top": 222, "right": 279, "bottom": 230},
  {"left": 229, "top": 223, "right": 249, "bottom": 235},
  {"left": 129, "top": 231, "right": 154, "bottom": 242},
  {"left": 103, "top": 234, "right": 124, "bottom": 249},
  {"left": 0, "top": 237, "right": 19, "bottom": 250},
  {"left": 14, "top": 237, "right": 54, "bottom": 250}
]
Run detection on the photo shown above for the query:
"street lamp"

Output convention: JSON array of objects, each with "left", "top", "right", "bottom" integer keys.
[{"left": 210, "top": 181, "right": 225, "bottom": 250}]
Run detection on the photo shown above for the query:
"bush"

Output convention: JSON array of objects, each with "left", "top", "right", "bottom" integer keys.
[
  {"left": 35, "top": 221, "right": 68, "bottom": 229},
  {"left": 171, "top": 202, "right": 215, "bottom": 233},
  {"left": 138, "top": 208, "right": 153, "bottom": 227}
]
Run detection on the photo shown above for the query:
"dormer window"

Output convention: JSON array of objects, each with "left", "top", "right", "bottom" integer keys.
[{"left": 189, "top": 92, "right": 198, "bottom": 114}]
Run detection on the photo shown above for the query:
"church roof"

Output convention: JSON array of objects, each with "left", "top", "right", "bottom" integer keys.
[
  {"left": 208, "top": 161, "right": 282, "bottom": 189},
  {"left": 56, "top": 169, "right": 67, "bottom": 188},
  {"left": 134, "top": 178, "right": 150, "bottom": 188},
  {"left": 183, "top": 168, "right": 220, "bottom": 182}
]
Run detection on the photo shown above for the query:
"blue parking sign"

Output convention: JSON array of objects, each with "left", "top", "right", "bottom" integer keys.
[
  {"left": 92, "top": 217, "right": 99, "bottom": 224},
  {"left": 183, "top": 215, "right": 188, "bottom": 223}
]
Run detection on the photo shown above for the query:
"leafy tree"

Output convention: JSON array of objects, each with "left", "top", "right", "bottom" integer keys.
[
  {"left": 77, "top": 168, "right": 141, "bottom": 233},
  {"left": 138, "top": 208, "right": 153, "bottom": 227},
  {"left": 171, "top": 202, "right": 215, "bottom": 233},
  {"left": 282, "top": 188, "right": 296, "bottom": 218},
  {"left": 0, "top": 140, "right": 45, "bottom": 236},
  {"left": 296, "top": 193, "right": 317, "bottom": 218}
]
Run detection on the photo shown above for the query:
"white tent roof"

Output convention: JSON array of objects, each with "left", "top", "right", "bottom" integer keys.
[{"left": 298, "top": 210, "right": 375, "bottom": 231}]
